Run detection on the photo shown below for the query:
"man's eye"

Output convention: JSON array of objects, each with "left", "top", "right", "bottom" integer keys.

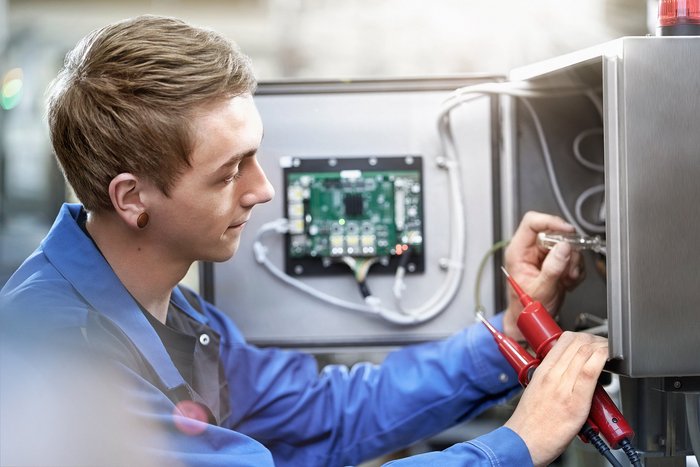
[{"left": 224, "top": 170, "right": 243, "bottom": 184}]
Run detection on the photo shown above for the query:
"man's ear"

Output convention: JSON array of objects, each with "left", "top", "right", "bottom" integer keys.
[{"left": 108, "top": 173, "right": 149, "bottom": 229}]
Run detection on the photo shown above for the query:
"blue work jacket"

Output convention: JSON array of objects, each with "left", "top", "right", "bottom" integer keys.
[{"left": 0, "top": 203, "right": 532, "bottom": 466}]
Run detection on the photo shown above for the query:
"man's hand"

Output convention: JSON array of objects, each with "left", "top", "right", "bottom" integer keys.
[
  {"left": 504, "top": 332, "right": 608, "bottom": 467},
  {"left": 503, "top": 212, "right": 585, "bottom": 340}
]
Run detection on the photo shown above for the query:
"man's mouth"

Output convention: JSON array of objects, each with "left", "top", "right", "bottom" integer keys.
[{"left": 228, "top": 220, "right": 247, "bottom": 230}]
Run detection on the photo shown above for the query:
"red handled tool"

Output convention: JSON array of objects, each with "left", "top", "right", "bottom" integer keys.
[
  {"left": 501, "top": 266, "right": 634, "bottom": 450},
  {"left": 477, "top": 311, "right": 602, "bottom": 442},
  {"left": 475, "top": 312, "right": 539, "bottom": 387}
]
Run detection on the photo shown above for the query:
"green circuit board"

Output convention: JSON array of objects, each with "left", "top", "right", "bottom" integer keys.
[{"left": 283, "top": 157, "right": 424, "bottom": 275}]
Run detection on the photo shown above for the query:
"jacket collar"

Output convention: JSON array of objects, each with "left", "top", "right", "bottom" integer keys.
[{"left": 41, "top": 203, "right": 207, "bottom": 391}]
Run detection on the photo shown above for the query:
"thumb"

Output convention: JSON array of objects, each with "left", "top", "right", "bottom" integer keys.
[{"left": 535, "top": 242, "right": 572, "bottom": 291}]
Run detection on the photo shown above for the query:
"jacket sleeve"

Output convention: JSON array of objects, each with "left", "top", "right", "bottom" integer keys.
[
  {"left": 384, "top": 427, "right": 533, "bottom": 467},
  {"left": 205, "top": 303, "right": 525, "bottom": 467}
]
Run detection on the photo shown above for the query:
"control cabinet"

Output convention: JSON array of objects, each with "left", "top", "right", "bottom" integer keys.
[{"left": 508, "top": 36, "right": 700, "bottom": 377}]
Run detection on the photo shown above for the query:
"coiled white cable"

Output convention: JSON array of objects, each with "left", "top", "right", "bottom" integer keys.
[{"left": 252, "top": 219, "right": 436, "bottom": 324}]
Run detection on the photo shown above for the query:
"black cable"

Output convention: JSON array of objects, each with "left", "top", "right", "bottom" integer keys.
[
  {"left": 340, "top": 256, "right": 376, "bottom": 300},
  {"left": 619, "top": 438, "right": 642, "bottom": 467},
  {"left": 397, "top": 245, "right": 413, "bottom": 270},
  {"left": 358, "top": 280, "right": 371, "bottom": 298},
  {"left": 580, "top": 425, "right": 622, "bottom": 467}
]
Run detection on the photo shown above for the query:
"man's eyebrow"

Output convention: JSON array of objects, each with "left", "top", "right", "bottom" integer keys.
[{"left": 216, "top": 148, "right": 257, "bottom": 170}]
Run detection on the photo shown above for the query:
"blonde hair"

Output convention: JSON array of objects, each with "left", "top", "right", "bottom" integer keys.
[{"left": 47, "top": 15, "right": 256, "bottom": 212}]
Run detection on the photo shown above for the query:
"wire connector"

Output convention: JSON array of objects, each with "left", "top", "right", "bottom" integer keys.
[
  {"left": 392, "top": 267, "right": 407, "bottom": 300},
  {"left": 253, "top": 218, "right": 290, "bottom": 264},
  {"left": 364, "top": 295, "right": 383, "bottom": 310},
  {"left": 253, "top": 242, "right": 267, "bottom": 264},
  {"left": 438, "top": 257, "right": 465, "bottom": 271},
  {"left": 270, "top": 218, "right": 290, "bottom": 234}
]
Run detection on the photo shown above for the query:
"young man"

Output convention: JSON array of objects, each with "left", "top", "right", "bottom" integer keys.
[{"left": 0, "top": 15, "right": 606, "bottom": 467}]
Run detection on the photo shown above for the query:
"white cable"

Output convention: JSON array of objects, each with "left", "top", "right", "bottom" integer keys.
[
  {"left": 442, "top": 82, "right": 602, "bottom": 234},
  {"left": 573, "top": 128, "right": 605, "bottom": 172},
  {"left": 253, "top": 219, "right": 432, "bottom": 324},
  {"left": 252, "top": 220, "right": 374, "bottom": 314},
  {"left": 390, "top": 82, "right": 590, "bottom": 320},
  {"left": 574, "top": 184, "right": 606, "bottom": 233},
  {"left": 445, "top": 82, "right": 610, "bottom": 236},
  {"left": 519, "top": 97, "right": 584, "bottom": 234},
  {"left": 580, "top": 90, "right": 607, "bottom": 232},
  {"left": 388, "top": 112, "right": 466, "bottom": 319},
  {"left": 439, "top": 81, "right": 591, "bottom": 119}
]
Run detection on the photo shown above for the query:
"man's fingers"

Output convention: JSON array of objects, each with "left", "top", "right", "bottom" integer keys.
[
  {"left": 508, "top": 211, "right": 575, "bottom": 259},
  {"left": 562, "top": 249, "right": 586, "bottom": 291},
  {"left": 532, "top": 330, "right": 578, "bottom": 374},
  {"left": 524, "top": 242, "right": 572, "bottom": 303},
  {"left": 560, "top": 338, "right": 608, "bottom": 393},
  {"left": 575, "top": 344, "right": 608, "bottom": 390},
  {"left": 533, "top": 332, "right": 606, "bottom": 379},
  {"left": 520, "top": 212, "right": 574, "bottom": 237},
  {"left": 538, "top": 242, "right": 572, "bottom": 284},
  {"left": 504, "top": 331, "right": 609, "bottom": 467}
]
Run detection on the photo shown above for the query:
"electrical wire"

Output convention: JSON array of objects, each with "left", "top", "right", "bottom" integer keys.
[
  {"left": 341, "top": 256, "right": 378, "bottom": 299},
  {"left": 619, "top": 438, "right": 642, "bottom": 467},
  {"left": 522, "top": 99, "right": 606, "bottom": 234},
  {"left": 574, "top": 184, "right": 606, "bottom": 233},
  {"left": 573, "top": 128, "right": 605, "bottom": 172},
  {"left": 572, "top": 125, "right": 606, "bottom": 233},
  {"left": 252, "top": 219, "right": 379, "bottom": 316},
  {"left": 473, "top": 239, "right": 510, "bottom": 315},
  {"left": 576, "top": 89, "right": 606, "bottom": 232},
  {"left": 442, "top": 81, "right": 606, "bottom": 236},
  {"left": 253, "top": 219, "right": 444, "bottom": 325},
  {"left": 581, "top": 425, "right": 623, "bottom": 467},
  {"left": 519, "top": 98, "right": 584, "bottom": 234},
  {"left": 438, "top": 81, "right": 594, "bottom": 117}
]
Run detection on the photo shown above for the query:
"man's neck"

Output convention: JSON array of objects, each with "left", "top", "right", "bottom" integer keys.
[{"left": 85, "top": 211, "right": 190, "bottom": 324}]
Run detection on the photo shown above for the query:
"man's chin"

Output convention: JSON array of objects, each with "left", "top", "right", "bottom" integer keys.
[
  {"left": 202, "top": 251, "right": 236, "bottom": 263},
  {"left": 193, "top": 236, "right": 240, "bottom": 263},
  {"left": 204, "top": 244, "right": 239, "bottom": 263}
]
